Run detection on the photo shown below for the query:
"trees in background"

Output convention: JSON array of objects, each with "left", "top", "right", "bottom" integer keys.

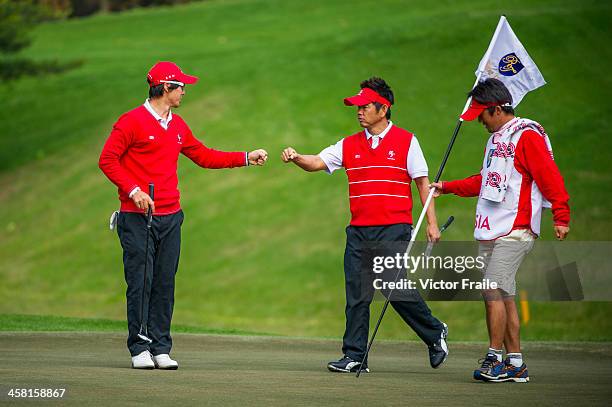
[
  {"left": 0, "top": 0, "right": 78, "bottom": 79},
  {"left": 40, "top": 0, "right": 195, "bottom": 17},
  {"left": 0, "top": 0, "right": 195, "bottom": 79},
  {"left": 0, "top": 0, "right": 63, "bottom": 54}
]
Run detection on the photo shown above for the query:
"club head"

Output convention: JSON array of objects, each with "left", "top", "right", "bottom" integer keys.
[{"left": 138, "top": 333, "right": 153, "bottom": 344}]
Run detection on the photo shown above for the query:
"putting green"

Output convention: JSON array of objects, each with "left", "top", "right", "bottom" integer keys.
[{"left": 1, "top": 332, "right": 611, "bottom": 406}]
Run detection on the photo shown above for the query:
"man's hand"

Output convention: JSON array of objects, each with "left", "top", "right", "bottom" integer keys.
[
  {"left": 131, "top": 190, "right": 155, "bottom": 213},
  {"left": 554, "top": 225, "right": 570, "bottom": 241},
  {"left": 248, "top": 149, "right": 268, "bottom": 166},
  {"left": 281, "top": 147, "right": 300, "bottom": 163},
  {"left": 427, "top": 223, "right": 441, "bottom": 243},
  {"left": 280, "top": 147, "right": 327, "bottom": 172},
  {"left": 428, "top": 182, "right": 443, "bottom": 198}
]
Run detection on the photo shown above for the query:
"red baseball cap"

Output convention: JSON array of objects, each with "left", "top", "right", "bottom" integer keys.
[
  {"left": 344, "top": 87, "right": 392, "bottom": 107},
  {"left": 147, "top": 61, "right": 199, "bottom": 87},
  {"left": 461, "top": 99, "right": 510, "bottom": 121}
]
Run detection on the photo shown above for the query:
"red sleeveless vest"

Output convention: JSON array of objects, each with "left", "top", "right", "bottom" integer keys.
[{"left": 343, "top": 125, "right": 414, "bottom": 226}]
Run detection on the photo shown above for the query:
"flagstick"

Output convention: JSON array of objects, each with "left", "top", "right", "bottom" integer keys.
[{"left": 355, "top": 16, "right": 507, "bottom": 378}]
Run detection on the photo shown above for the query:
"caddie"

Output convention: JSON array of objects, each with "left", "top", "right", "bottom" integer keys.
[
  {"left": 99, "top": 61, "right": 268, "bottom": 369},
  {"left": 281, "top": 77, "right": 449, "bottom": 373},
  {"left": 430, "top": 78, "right": 570, "bottom": 383}
]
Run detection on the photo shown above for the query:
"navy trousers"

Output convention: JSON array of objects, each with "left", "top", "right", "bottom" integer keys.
[
  {"left": 117, "top": 210, "right": 183, "bottom": 356},
  {"left": 342, "top": 223, "right": 444, "bottom": 361}
]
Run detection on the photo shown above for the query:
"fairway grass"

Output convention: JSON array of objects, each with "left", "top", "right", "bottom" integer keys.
[
  {"left": 0, "top": 314, "right": 270, "bottom": 336},
  {"left": 1, "top": 332, "right": 611, "bottom": 406},
  {"left": 2, "top": 311, "right": 611, "bottom": 343}
]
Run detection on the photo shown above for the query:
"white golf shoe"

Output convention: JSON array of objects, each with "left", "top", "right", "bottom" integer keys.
[
  {"left": 153, "top": 354, "right": 179, "bottom": 370},
  {"left": 131, "top": 350, "right": 154, "bottom": 369}
]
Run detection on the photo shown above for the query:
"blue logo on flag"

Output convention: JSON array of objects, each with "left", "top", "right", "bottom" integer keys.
[{"left": 498, "top": 53, "right": 524, "bottom": 76}]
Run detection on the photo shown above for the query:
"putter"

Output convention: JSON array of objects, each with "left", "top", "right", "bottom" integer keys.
[
  {"left": 356, "top": 215, "right": 455, "bottom": 377},
  {"left": 137, "top": 183, "right": 154, "bottom": 344}
]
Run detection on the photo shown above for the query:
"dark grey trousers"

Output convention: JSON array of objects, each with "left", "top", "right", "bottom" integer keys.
[
  {"left": 342, "top": 223, "right": 444, "bottom": 361},
  {"left": 117, "top": 210, "right": 183, "bottom": 356}
]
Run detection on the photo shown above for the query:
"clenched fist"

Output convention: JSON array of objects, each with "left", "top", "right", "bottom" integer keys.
[
  {"left": 248, "top": 149, "right": 268, "bottom": 166},
  {"left": 281, "top": 147, "right": 299, "bottom": 163}
]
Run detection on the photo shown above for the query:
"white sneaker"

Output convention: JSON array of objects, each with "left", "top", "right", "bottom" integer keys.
[
  {"left": 131, "top": 350, "right": 154, "bottom": 369},
  {"left": 153, "top": 354, "right": 179, "bottom": 370}
]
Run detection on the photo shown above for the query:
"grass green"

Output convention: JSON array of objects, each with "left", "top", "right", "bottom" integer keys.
[
  {"left": 0, "top": 314, "right": 270, "bottom": 335},
  {"left": 1, "top": 332, "right": 611, "bottom": 406},
  {"left": 0, "top": 0, "right": 611, "bottom": 341}
]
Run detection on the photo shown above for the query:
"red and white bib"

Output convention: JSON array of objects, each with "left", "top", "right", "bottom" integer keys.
[{"left": 475, "top": 118, "right": 552, "bottom": 240}]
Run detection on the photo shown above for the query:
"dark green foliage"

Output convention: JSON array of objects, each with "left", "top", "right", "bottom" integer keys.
[
  {"left": 69, "top": 0, "right": 194, "bottom": 17},
  {"left": 0, "top": 1, "right": 79, "bottom": 79},
  {"left": 0, "top": 0, "right": 56, "bottom": 54},
  {"left": 0, "top": 57, "right": 82, "bottom": 80}
]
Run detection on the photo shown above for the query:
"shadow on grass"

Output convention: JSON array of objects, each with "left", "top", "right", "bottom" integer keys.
[
  {"left": 0, "top": 314, "right": 275, "bottom": 336},
  {"left": 0, "top": 58, "right": 83, "bottom": 80}
]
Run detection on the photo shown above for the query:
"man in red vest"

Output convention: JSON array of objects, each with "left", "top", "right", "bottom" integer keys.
[
  {"left": 99, "top": 61, "right": 268, "bottom": 370},
  {"left": 281, "top": 77, "right": 448, "bottom": 373}
]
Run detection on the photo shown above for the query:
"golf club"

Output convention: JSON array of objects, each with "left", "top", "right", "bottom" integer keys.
[
  {"left": 137, "top": 183, "right": 154, "bottom": 344},
  {"left": 356, "top": 215, "right": 455, "bottom": 377},
  {"left": 424, "top": 215, "right": 454, "bottom": 257}
]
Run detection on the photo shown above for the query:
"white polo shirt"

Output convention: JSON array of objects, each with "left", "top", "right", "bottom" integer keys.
[
  {"left": 318, "top": 121, "right": 429, "bottom": 178},
  {"left": 144, "top": 99, "right": 173, "bottom": 130}
]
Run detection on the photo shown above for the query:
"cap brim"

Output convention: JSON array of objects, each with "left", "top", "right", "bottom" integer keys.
[
  {"left": 344, "top": 95, "right": 371, "bottom": 106},
  {"left": 460, "top": 106, "right": 485, "bottom": 121},
  {"left": 178, "top": 73, "right": 199, "bottom": 85}
]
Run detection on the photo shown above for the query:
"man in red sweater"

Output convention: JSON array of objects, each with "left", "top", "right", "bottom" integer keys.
[
  {"left": 430, "top": 78, "right": 570, "bottom": 383},
  {"left": 281, "top": 77, "right": 448, "bottom": 373},
  {"left": 99, "top": 61, "right": 267, "bottom": 369}
]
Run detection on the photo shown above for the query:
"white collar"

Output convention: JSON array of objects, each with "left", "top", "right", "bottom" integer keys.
[
  {"left": 365, "top": 121, "right": 393, "bottom": 140},
  {"left": 494, "top": 116, "right": 518, "bottom": 134},
  {"left": 144, "top": 99, "right": 172, "bottom": 124}
]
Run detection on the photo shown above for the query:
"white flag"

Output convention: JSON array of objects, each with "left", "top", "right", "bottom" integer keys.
[{"left": 476, "top": 16, "right": 546, "bottom": 107}]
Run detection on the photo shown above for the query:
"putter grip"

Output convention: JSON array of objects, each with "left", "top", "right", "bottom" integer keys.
[
  {"left": 147, "top": 183, "right": 154, "bottom": 227},
  {"left": 440, "top": 216, "right": 455, "bottom": 233}
]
